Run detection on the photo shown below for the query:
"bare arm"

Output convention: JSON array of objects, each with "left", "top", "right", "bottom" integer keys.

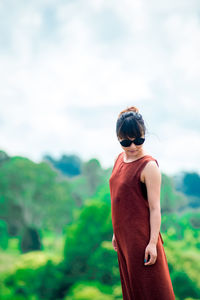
[{"left": 143, "top": 160, "right": 162, "bottom": 265}]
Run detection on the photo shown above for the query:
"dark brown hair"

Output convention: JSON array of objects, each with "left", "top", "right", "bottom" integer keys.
[{"left": 116, "top": 106, "right": 146, "bottom": 140}]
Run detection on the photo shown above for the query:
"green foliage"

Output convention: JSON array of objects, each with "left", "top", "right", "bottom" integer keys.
[
  {"left": 0, "top": 150, "right": 200, "bottom": 299},
  {"left": 69, "top": 158, "right": 106, "bottom": 207},
  {"left": 94, "top": 181, "right": 114, "bottom": 205},
  {"left": 163, "top": 229, "right": 200, "bottom": 291},
  {"left": 0, "top": 197, "right": 119, "bottom": 299},
  {"left": 66, "top": 158, "right": 109, "bottom": 210},
  {"left": 43, "top": 154, "right": 82, "bottom": 177},
  {"left": 160, "top": 173, "right": 187, "bottom": 213},
  {"left": 1, "top": 211, "right": 200, "bottom": 300},
  {"left": 0, "top": 251, "right": 62, "bottom": 300},
  {"left": 70, "top": 176, "right": 91, "bottom": 208},
  {"left": 0, "top": 156, "right": 75, "bottom": 237},
  {"left": 65, "top": 281, "right": 117, "bottom": 300},
  {"left": 0, "top": 150, "right": 10, "bottom": 165},
  {"left": 189, "top": 214, "right": 200, "bottom": 230},
  {"left": 171, "top": 271, "right": 200, "bottom": 299},
  {"left": 81, "top": 159, "right": 103, "bottom": 195},
  {"left": 161, "top": 211, "right": 200, "bottom": 241},
  {"left": 173, "top": 171, "right": 200, "bottom": 208},
  {"left": 0, "top": 219, "right": 9, "bottom": 249},
  {"left": 87, "top": 241, "right": 120, "bottom": 285},
  {"left": 63, "top": 200, "right": 113, "bottom": 277},
  {"left": 182, "top": 172, "right": 200, "bottom": 197},
  {"left": 161, "top": 214, "right": 184, "bottom": 239},
  {"left": 19, "top": 227, "right": 42, "bottom": 253}
]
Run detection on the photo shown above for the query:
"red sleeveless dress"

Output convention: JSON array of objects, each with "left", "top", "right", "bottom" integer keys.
[{"left": 109, "top": 152, "right": 175, "bottom": 300}]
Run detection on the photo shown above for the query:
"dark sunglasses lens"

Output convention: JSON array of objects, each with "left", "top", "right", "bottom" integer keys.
[
  {"left": 120, "top": 140, "right": 132, "bottom": 147},
  {"left": 120, "top": 138, "right": 145, "bottom": 147},
  {"left": 134, "top": 138, "right": 145, "bottom": 145}
]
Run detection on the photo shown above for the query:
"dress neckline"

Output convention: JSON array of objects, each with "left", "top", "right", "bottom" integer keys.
[{"left": 121, "top": 152, "right": 151, "bottom": 164}]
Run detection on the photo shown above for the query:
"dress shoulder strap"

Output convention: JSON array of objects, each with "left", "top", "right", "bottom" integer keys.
[{"left": 135, "top": 155, "right": 159, "bottom": 179}]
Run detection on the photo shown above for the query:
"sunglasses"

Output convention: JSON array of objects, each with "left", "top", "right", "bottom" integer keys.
[{"left": 119, "top": 137, "right": 145, "bottom": 147}]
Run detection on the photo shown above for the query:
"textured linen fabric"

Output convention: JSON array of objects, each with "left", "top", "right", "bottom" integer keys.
[{"left": 109, "top": 152, "right": 175, "bottom": 300}]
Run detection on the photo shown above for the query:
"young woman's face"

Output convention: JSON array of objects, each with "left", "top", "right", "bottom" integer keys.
[{"left": 118, "top": 134, "right": 145, "bottom": 155}]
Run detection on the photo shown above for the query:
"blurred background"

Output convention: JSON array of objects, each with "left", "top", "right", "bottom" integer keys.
[{"left": 0, "top": 0, "right": 200, "bottom": 299}]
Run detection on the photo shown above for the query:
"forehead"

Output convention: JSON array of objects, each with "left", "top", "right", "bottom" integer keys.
[{"left": 118, "top": 134, "right": 144, "bottom": 140}]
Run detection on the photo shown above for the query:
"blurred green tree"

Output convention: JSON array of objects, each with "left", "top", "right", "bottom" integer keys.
[
  {"left": 171, "top": 270, "right": 200, "bottom": 299},
  {"left": 0, "top": 219, "right": 9, "bottom": 249},
  {"left": 43, "top": 154, "right": 82, "bottom": 177},
  {"left": 160, "top": 173, "right": 187, "bottom": 213},
  {"left": 0, "top": 156, "right": 75, "bottom": 252}
]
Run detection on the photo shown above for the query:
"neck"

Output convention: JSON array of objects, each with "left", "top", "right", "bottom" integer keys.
[{"left": 124, "top": 149, "right": 147, "bottom": 161}]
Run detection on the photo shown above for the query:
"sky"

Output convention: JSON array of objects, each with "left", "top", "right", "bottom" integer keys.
[{"left": 0, "top": 0, "right": 200, "bottom": 176}]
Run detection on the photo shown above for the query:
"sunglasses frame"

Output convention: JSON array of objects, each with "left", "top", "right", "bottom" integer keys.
[{"left": 119, "top": 137, "right": 145, "bottom": 147}]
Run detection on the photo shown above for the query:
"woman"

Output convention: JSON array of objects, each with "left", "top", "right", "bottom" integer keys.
[{"left": 109, "top": 106, "right": 175, "bottom": 300}]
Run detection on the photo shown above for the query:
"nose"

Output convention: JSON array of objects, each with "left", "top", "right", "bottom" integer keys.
[{"left": 129, "top": 142, "right": 137, "bottom": 150}]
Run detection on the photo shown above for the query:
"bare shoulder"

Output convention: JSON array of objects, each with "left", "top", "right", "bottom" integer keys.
[
  {"left": 145, "top": 160, "right": 159, "bottom": 168},
  {"left": 141, "top": 160, "right": 161, "bottom": 183}
]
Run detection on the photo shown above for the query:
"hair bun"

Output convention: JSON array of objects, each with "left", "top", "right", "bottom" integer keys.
[
  {"left": 118, "top": 106, "right": 139, "bottom": 118},
  {"left": 126, "top": 106, "right": 139, "bottom": 113}
]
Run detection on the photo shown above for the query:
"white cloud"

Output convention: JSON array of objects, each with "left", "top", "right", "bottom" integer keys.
[{"left": 0, "top": 0, "right": 200, "bottom": 175}]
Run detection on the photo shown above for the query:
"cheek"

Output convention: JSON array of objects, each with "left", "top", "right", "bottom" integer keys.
[{"left": 138, "top": 145, "right": 143, "bottom": 150}]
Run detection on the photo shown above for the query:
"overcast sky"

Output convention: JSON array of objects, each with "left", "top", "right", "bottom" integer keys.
[{"left": 0, "top": 0, "right": 200, "bottom": 175}]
